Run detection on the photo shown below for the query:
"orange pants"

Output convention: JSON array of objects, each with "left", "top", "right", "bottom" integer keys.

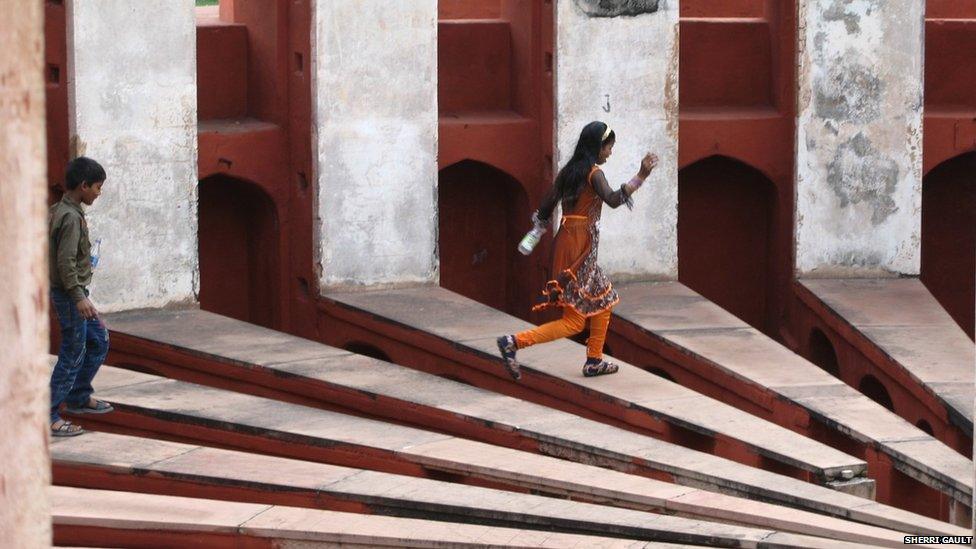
[{"left": 515, "top": 306, "right": 612, "bottom": 360}]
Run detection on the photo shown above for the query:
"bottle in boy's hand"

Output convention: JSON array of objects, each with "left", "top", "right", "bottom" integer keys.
[{"left": 91, "top": 238, "right": 102, "bottom": 269}]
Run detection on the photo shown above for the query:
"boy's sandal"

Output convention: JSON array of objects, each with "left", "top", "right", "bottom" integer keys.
[
  {"left": 51, "top": 420, "right": 85, "bottom": 437},
  {"left": 583, "top": 360, "right": 619, "bottom": 377},
  {"left": 65, "top": 399, "right": 114, "bottom": 415}
]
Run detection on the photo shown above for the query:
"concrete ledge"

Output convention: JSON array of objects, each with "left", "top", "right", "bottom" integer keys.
[
  {"left": 52, "top": 486, "right": 695, "bottom": 548},
  {"left": 101, "top": 308, "right": 962, "bottom": 536},
  {"left": 52, "top": 432, "right": 933, "bottom": 547},
  {"left": 612, "top": 281, "right": 973, "bottom": 511}
]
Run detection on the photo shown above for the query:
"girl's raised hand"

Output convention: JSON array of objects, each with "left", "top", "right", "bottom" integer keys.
[{"left": 638, "top": 153, "right": 659, "bottom": 179}]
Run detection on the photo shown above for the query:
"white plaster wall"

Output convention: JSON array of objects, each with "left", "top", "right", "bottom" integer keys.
[
  {"left": 555, "top": 0, "right": 679, "bottom": 280},
  {"left": 67, "top": 0, "right": 198, "bottom": 311},
  {"left": 314, "top": 1, "right": 439, "bottom": 289},
  {"left": 796, "top": 0, "right": 924, "bottom": 277}
]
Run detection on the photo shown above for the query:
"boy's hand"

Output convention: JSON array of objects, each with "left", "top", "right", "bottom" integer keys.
[
  {"left": 76, "top": 298, "right": 98, "bottom": 320},
  {"left": 638, "top": 153, "right": 659, "bottom": 179}
]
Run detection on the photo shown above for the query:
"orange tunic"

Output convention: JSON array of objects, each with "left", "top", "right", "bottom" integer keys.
[{"left": 534, "top": 166, "right": 619, "bottom": 317}]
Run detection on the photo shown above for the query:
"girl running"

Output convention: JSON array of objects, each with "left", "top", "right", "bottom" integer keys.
[{"left": 497, "top": 121, "right": 657, "bottom": 380}]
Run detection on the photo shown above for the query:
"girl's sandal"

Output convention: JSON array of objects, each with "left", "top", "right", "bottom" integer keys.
[
  {"left": 496, "top": 335, "right": 522, "bottom": 380},
  {"left": 51, "top": 420, "right": 85, "bottom": 437},
  {"left": 583, "top": 360, "right": 619, "bottom": 377}
]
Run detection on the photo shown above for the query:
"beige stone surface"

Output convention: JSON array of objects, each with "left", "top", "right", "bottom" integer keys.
[
  {"left": 0, "top": 1, "right": 50, "bottom": 547},
  {"left": 615, "top": 281, "right": 974, "bottom": 506},
  {"left": 330, "top": 285, "right": 864, "bottom": 478},
  {"left": 77, "top": 370, "right": 966, "bottom": 542},
  {"left": 801, "top": 278, "right": 974, "bottom": 425},
  {"left": 106, "top": 307, "right": 962, "bottom": 536},
  {"left": 52, "top": 486, "right": 694, "bottom": 548}
]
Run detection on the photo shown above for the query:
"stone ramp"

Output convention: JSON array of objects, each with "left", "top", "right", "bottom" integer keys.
[
  {"left": 319, "top": 287, "right": 866, "bottom": 482},
  {"left": 798, "top": 278, "right": 974, "bottom": 435},
  {"left": 51, "top": 486, "right": 693, "bottom": 548},
  {"left": 52, "top": 432, "right": 911, "bottom": 547},
  {"left": 100, "top": 308, "right": 960, "bottom": 536},
  {"left": 75, "top": 367, "right": 968, "bottom": 541},
  {"left": 612, "top": 281, "right": 974, "bottom": 513}
]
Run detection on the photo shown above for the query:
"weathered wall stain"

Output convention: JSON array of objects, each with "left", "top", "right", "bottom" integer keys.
[
  {"left": 825, "top": 132, "right": 898, "bottom": 224},
  {"left": 574, "top": 0, "right": 660, "bottom": 18},
  {"left": 814, "top": 63, "right": 883, "bottom": 123},
  {"left": 822, "top": 0, "right": 878, "bottom": 34},
  {"left": 795, "top": 0, "right": 923, "bottom": 276}
]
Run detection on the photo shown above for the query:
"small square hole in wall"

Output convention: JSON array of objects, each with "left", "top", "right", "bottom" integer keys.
[
  {"left": 294, "top": 52, "right": 304, "bottom": 74},
  {"left": 47, "top": 64, "right": 60, "bottom": 84},
  {"left": 296, "top": 171, "right": 308, "bottom": 191}
]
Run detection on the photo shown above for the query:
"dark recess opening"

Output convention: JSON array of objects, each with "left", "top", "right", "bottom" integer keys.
[
  {"left": 344, "top": 342, "right": 391, "bottom": 363},
  {"left": 858, "top": 375, "right": 895, "bottom": 412},
  {"left": 438, "top": 160, "right": 529, "bottom": 315},
  {"left": 198, "top": 174, "right": 279, "bottom": 329},
  {"left": 678, "top": 156, "right": 775, "bottom": 332},
  {"left": 807, "top": 328, "right": 840, "bottom": 378}
]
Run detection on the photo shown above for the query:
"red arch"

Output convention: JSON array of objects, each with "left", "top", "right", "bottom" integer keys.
[
  {"left": 198, "top": 174, "right": 280, "bottom": 329},
  {"left": 438, "top": 160, "right": 532, "bottom": 316},
  {"left": 807, "top": 328, "right": 840, "bottom": 378},
  {"left": 920, "top": 152, "right": 975, "bottom": 338},
  {"left": 858, "top": 375, "right": 895, "bottom": 413},
  {"left": 678, "top": 155, "right": 776, "bottom": 331}
]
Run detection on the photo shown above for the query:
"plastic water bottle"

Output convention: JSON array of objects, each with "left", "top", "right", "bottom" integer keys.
[
  {"left": 518, "top": 225, "right": 546, "bottom": 256},
  {"left": 90, "top": 238, "right": 102, "bottom": 269}
]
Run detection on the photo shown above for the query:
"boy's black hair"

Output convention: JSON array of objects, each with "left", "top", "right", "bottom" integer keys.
[{"left": 64, "top": 156, "right": 106, "bottom": 190}]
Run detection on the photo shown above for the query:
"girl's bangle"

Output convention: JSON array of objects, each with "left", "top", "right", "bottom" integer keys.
[{"left": 627, "top": 176, "right": 644, "bottom": 193}]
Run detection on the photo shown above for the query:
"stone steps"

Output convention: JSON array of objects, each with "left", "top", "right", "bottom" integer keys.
[
  {"left": 319, "top": 286, "right": 867, "bottom": 484},
  {"left": 101, "top": 308, "right": 964, "bottom": 536},
  {"left": 53, "top": 432, "right": 912, "bottom": 547},
  {"left": 52, "top": 486, "right": 696, "bottom": 548},
  {"left": 798, "top": 278, "right": 973, "bottom": 437},
  {"left": 612, "top": 281, "right": 973, "bottom": 516}
]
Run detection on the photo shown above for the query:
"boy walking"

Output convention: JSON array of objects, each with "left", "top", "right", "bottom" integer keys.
[{"left": 49, "top": 157, "right": 114, "bottom": 437}]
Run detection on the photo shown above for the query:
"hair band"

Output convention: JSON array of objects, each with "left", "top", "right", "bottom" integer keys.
[{"left": 601, "top": 125, "right": 613, "bottom": 142}]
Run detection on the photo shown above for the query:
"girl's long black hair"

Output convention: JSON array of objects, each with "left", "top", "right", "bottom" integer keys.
[{"left": 538, "top": 121, "right": 614, "bottom": 221}]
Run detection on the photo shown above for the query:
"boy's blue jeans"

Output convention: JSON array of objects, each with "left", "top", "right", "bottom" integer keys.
[{"left": 50, "top": 288, "right": 109, "bottom": 423}]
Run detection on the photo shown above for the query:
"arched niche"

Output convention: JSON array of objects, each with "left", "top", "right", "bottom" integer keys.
[
  {"left": 198, "top": 174, "right": 279, "bottom": 328},
  {"left": 678, "top": 155, "right": 776, "bottom": 331},
  {"left": 807, "top": 328, "right": 840, "bottom": 378},
  {"left": 438, "top": 160, "right": 529, "bottom": 315},
  {"left": 858, "top": 374, "right": 895, "bottom": 413},
  {"left": 921, "top": 152, "right": 975, "bottom": 339}
]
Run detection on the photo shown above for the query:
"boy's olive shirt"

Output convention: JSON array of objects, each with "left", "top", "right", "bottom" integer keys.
[{"left": 49, "top": 195, "right": 92, "bottom": 302}]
